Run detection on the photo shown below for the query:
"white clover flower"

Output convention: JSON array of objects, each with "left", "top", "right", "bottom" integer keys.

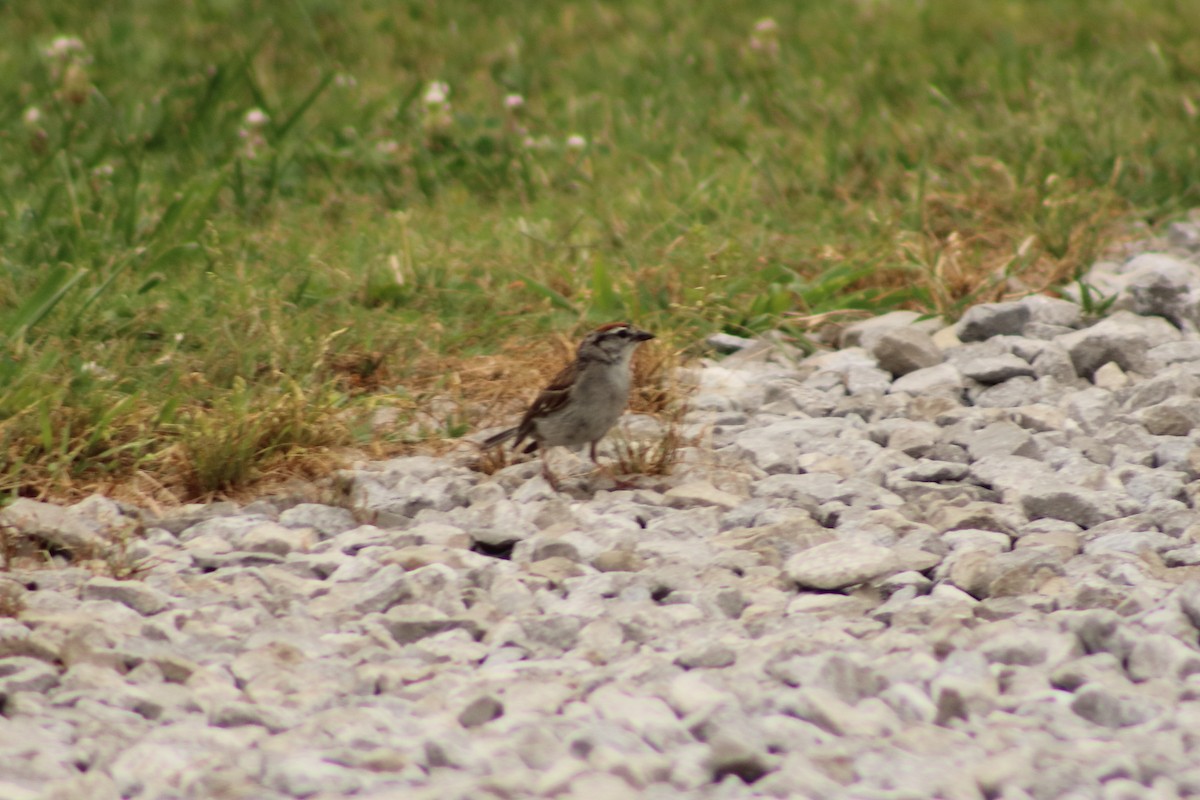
[
  {"left": 92, "top": 163, "right": 115, "bottom": 178},
  {"left": 748, "top": 17, "right": 781, "bottom": 57},
  {"left": 44, "top": 36, "right": 86, "bottom": 60},
  {"left": 238, "top": 111, "right": 269, "bottom": 159},
  {"left": 565, "top": 134, "right": 587, "bottom": 150},
  {"left": 80, "top": 361, "right": 114, "bottom": 380},
  {"left": 244, "top": 108, "right": 270, "bottom": 127},
  {"left": 423, "top": 81, "right": 450, "bottom": 106},
  {"left": 334, "top": 73, "right": 357, "bottom": 89},
  {"left": 22, "top": 106, "right": 42, "bottom": 126},
  {"left": 504, "top": 93, "right": 525, "bottom": 110}
]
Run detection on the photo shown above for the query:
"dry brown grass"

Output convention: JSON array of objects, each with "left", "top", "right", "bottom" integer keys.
[
  {"left": 892, "top": 181, "right": 1129, "bottom": 317},
  {"left": 609, "top": 400, "right": 690, "bottom": 479}
]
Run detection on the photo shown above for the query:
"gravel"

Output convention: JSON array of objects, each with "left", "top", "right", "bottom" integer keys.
[{"left": 4, "top": 227, "right": 1200, "bottom": 799}]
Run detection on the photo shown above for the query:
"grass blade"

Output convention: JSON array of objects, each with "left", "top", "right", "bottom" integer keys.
[
  {"left": 521, "top": 277, "right": 578, "bottom": 314},
  {"left": 276, "top": 72, "right": 335, "bottom": 140},
  {"left": 4, "top": 265, "right": 89, "bottom": 340}
]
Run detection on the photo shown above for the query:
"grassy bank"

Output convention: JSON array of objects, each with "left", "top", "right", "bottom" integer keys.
[{"left": 1, "top": 0, "right": 1198, "bottom": 502}]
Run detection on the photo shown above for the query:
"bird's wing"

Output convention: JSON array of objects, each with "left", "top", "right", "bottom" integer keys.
[{"left": 514, "top": 360, "right": 577, "bottom": 443}]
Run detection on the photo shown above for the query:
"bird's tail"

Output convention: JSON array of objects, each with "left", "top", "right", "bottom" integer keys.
[{"left": 481, "top": 426, "right": 519, "bottom": 449}]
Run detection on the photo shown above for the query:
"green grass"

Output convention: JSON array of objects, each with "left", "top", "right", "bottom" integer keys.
[{"left": 1, "top": 0, "right": 1199, "bottom": 500}]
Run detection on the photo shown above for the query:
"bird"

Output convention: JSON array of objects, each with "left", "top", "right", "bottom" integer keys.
[{"left": 481, "top": 322, "right": 656, "bottom": 490}]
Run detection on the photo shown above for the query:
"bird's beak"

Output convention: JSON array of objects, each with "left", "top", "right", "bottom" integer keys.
[{"left": 634, "top": 329, "right": 655, "bottom": 342}]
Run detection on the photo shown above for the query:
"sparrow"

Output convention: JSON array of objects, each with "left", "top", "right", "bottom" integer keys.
[{"left": 482, "top": 322, "right": 655, "bottom": 489}]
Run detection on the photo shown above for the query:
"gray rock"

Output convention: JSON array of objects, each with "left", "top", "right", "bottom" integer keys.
[
  {"left": 1164, "top": 544, "right": 1200, "bottom": 567},
  {"left": 752, "top": 472, "right": 848, "bottom": 506},
  {"left": 1148, "top": 340, "right": 1200, "bottom": 366},
  {"left": 892, "top": 460, "right": 969, "bottom": 483},
  {"left": 277, "top": 503, "right": 358, "bottom": 537},
  {"left": 1024, "top": 321, "right": 1076, "bottom": 340},
  {"left": 973, "top": 376, "right": 1043, "bottom": 408},
  {"left": 1070, "top": 684, "right": 1163, "bottom": 728},
  {"left": 1056, "top": 310, "right": 1182, "bottom": 376},
  {"left": 840, "top": 310, "right": 940, "bottom": 349},
  {"left": 944, "top": 546, "right": 1066, "bottom": 600},
  {"left": 1167, "top": 218, "right": 1200, "bottom": 251},
  {"left": 520, "top": 615, "right": 582, "bottom": 651},
  {"left": 969, "top": 453, "right": 1059, "bottom": 497},
  {"left": 961, "top": 354, "right": 1037, "bottom": 384},
  {"left": 378, "top": 605, "right": 481, "bottom": 645},
  {"left": 1084, "top": 530, "right": 1179, "bottom": 557},
  {"left": 1124, "top": 366, "right": 1200, "bottom": 410},
  {"left": 149, "top": 500, "right": 242, "bottom": 535},
  {"left": 80, "top": 577, "right": 170, "bottom": 616},
  {"left": 977, "top": 627, "right": 1068, "bottom": 667},
  {"left": 1016, "top": 530, "right": 1081, "bottom": 561},
  {"left": 957, "top": 302, "right": 1032, "bottom": 342},
  {"left": 942, "top": 528, "right": 1011, "bottom": 554},
  {"left": 1063, "top": 610, "right": 1140, "bottom": 662},
  {"left": 889, "top": 362, "right": 965, "bottom": 395},
  {"left": 345, "top": 469, "right": 475, "bottom": 520},
  {"left": 729, "top": 426, "right": 797, "bottom": 473},
  {"left": 871, "top": 328, "right": 944, "bottom": 377},
  {"left": 1116, "top": 464, "right": 1187, "bottom": 506},
  {"left": 784, "top": 541, "right": 900, "bottom": 590},
  {"left": 675, "top": 642, "right": 737, "bottom": 670},
  {"left": 844, "top": 364, "right": 894, "bottom": 395},
  {"left": 1177, "top": 583, "right": 1200, "bottom": 631},
  {"left": 265, "top": 753, "right": 364, "bottom": 797},
  {"left": 809, "top": 652, "right": 889, "bottom": 703},
  {"left": 931, "top": 650, "right": 998, "bottom": 723},
  {"left": 880, "top": 682, "right": 937, "bottom": 724},
  {"left": 1137, "top": 397, "right": 1200, "bottom": 436},
  {"left": 1021, "top": 294, "right": 1083, "bottom": 329},
  {"left": 0, "top": 656, "right": 61, "bottom": 694},
  {"left": 1092, "top": 360, "right": 1131, "bottom": 390},
  {"left": 1065, "top": 387, "right": 1119, "bottom": 434},
  {"left": 1021, "top": 486, "right": 1127, "bottom": 529},
  {"left": 881, "top": 420, "right": 945, "bottom": 458},
  {"left": 1050, "top": 652, "right": 1126, "bottom": 692},
  {"left": 177, "top": 513, "right": 273, "bottom": 545},
  {"left": 1126, "top": 633, "right": 1200, "bottom": 682},
  {"left": 69, "top": 493, "right": 144, "bottom": 531},
  {"left": 663, "top": 481, "right": 745, "bottom": 510},
  {"left": 1031, "top": 343, "right": 1081, "bottom": 382},
  {"left": 208, "top": 700, "right": 292, "bottom": 732},
  {"left": 458, "top": 694, "right": 504, "bottom": 727},
  {"left": 930, "top": 501, "right": 1023, "bottom": 536},
  {"left": 353, "top": 564, "right": 414, "bottom": 614},
  {"left": 236, "top": 521, "right": 316, "bottom": 556},
  {"left": 0, "top": 498, "right": 107, "bottom": 556},
  {"left": 706, "top": 332, "right": 757, "bottom": 353},
  {"left": 591, "top": 549, "right": 646, "bottom": 572},
  {"left": 966, "top": 420, "right": 1037, "bottom": 460},
  {"left": 1110, "top": 252, "right": 1200, "bottom": 330}
]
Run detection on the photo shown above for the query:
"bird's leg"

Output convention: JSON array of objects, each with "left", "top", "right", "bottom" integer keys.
[{"left": 540, "top": 447, "right": 562, "bottom": 492}]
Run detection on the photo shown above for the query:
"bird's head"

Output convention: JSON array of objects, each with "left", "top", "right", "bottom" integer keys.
[{"left": 578, "top": 322, "right": 655, "bottom": 364}]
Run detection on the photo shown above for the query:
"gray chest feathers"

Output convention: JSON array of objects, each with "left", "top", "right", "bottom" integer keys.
[{"left": 534, "top": 364, "right": 632, "bottom": 447}]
